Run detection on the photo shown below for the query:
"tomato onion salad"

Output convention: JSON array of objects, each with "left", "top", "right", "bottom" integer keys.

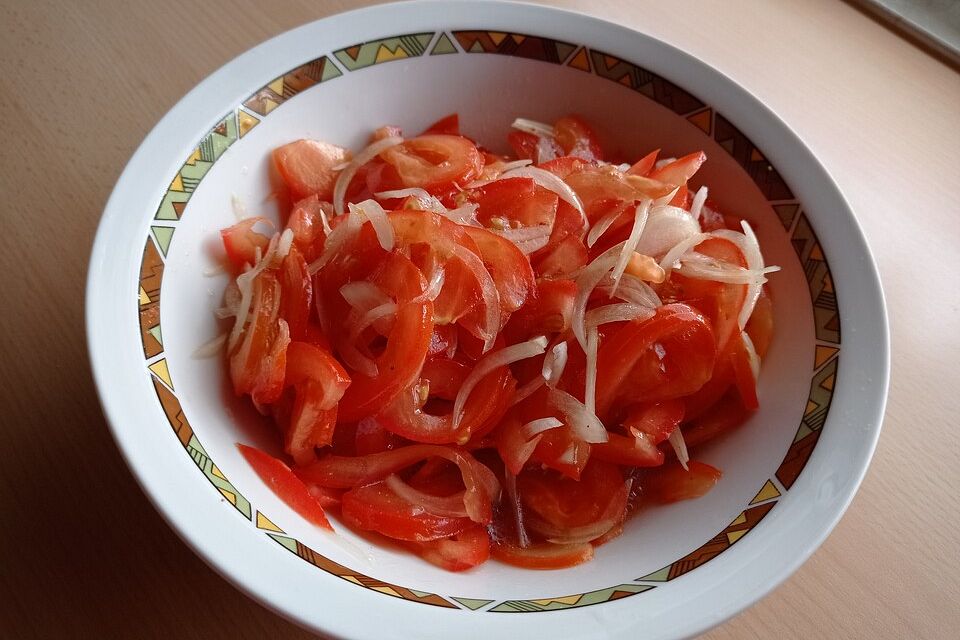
[{"left": 213, "top": 114, "right": 778, "bottom": 572}]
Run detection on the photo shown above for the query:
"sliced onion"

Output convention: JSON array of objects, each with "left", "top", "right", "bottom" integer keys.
[
  {"left": 411, "top": 267, "right": 446, "bottom": 304},
  {"left": 690, "top": 186, "right": 708, "bottom": 220},
  {"left": 585, "top": 303, "right": 656, "bottom": 329},
  {"left": 338, "top": 342, "right": 379, "bottom": 378},
  {"left": 384, "top": 474, "right": 468, "bottom": 518},
  {"left": 597, "top": 273, "right": 663, "bottom": 308},
  {"left": 513, "top": 236, "right": 551, "bottom": 255},
  {"left": 741, "top": 330, "right": 761, "bottom": 381},
  {"left": 276, "top": 228, "right": 295, "bottom": 260},
  {"left": 512, "top": 118, "right": 555, "bottom": 138},
  {"left": 192, "top": 333, "right": 226, "bottom": 358},
  {"left": 652, "top": 186, "right": 680, "bottom": 208},
  {"left": 453, "top": 336, "right": 549, "bottom": 430},
  {"left": 228, "top": 233, "right": 280, "bottom": 351},
  {"left": 340, "top": 281, "right": 391, "bottom": 310},
  {"left": 572, "top": 243, "right": 624, "bottom": 350},
  {"left": 677, "top": 252, "right": 769, "bottom": 284},
  {"left": 499, "top": 159, "right": 534, "bottom": 172},
  {"left": 636, "top": 206, "right": 702, "bottom": 258},
  {"left": 375, "top": 188, "right": 446, "bottom": 213},
  {"left": 453, "top": 244, "right": 500, "bottom": 352},
  {"left": 659, "top": 232, "right": 710, "bottom": 276},
  {"left": 557, "top": 442, "right": 577, "bottom": 465},
  {"left": 586, "top": 206, "right": 623, "bottom": 248},
  {"left": 351, "top": 200, "right": 394, "bottom": 251},
  {"left": 351, "top": 302, "right": 398, "bottom": 338},
  {"left": 498, "top": 166, "right": 585, "bottom": 221},
  {"left": 668, "top": 428, "right": 690, "bottom": 471},
  {"left": 496, "top": 225, "right": 552, "bottom": 242},
  {"left": 536, "top": 137, "right": 559, "bottom": 163},
  {"left": 584, "top": 327, "right": 599, "bottom": 416},
  {"left": 441, "top": 202, "right": 480, "bottom": 226},
  {"left": 308, "top": 211, "right": 361, "bottom": 274},
  {"left": 544, "top": 341, "right": 568, "bottom": 386},
  {"left": 519, "top": 417, "right": 564, "bottom": 441},
  {"left": 713, "top": 221, "right": 774, "bottom": 329},
  {"left": 610, "top": 199, "right": 651, "bottom": 293},
  {"left": 511, "top": 377, "right": 545, "bottom": 406},
  {"left": 548, "top": 387, "right": 608, "bottom": 443},
  {"left": 333, "top": 135, "right": 403, "bottom": 214},
  {"left": 504, "top": 472, "right": 532, "bottom": 548}
]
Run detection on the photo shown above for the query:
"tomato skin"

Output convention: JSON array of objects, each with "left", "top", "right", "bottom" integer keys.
[
  {"left": 283, "top": 341, "right": 351, "bottom": 464},
  {"left": 624, "top": 400, "right": 686, "bottom": 444},
  {"left": 649, "top": 151, "right": 706, "bottom": 187},
  {"left": 594, "top": 303, "right": 717, "bottom": 423},
  {"left": 237, "top": 444, "right": 332, "bottom": 530},
  {"left": 229, "top": 272, "right": 284, "bottom": 398},
  {"left": 554, "top": 115, "right": 603, "bottom": 161},
  {"left": 517, "top": 459, "right": 624, "bottom": 530},
  {"left": 273, "top": 139, "right": 350, "bottom": 201},
  {"left": 334, "top": 252, "right": 435, "bottom": 423},
  {"left": 341, "top": 481, "right": 472, "bottom": 542},
  {"left": 285, "top": 195, "right": 329, "bottom": 263},
  {"left": 407, "top": 525, "right": 490, "bottom": 571},
  {"left": 279, "top": 244, "right": 312, "bottom": 341},
  {"left": 469, "top": 177, "right": 559, "bottom": 228},
  {"left": 379, "top": 357, "right": 515, "bottom": 444},
  {"left": 682, "top": 391, "right": 750, "bottom": 449},
  {"left": 508, "top": 130, "right": 562, "bottom": 164},
  {"left": 381, "top": 134, "right": 483, "bottom": 193},
  {"left": 491, "top": 539, "right": 594, "bottom": 570},
  {"left": 463, "top": 226, "right": 535, "bottom": 313},
  {"left": 591, "top": 432, "right": 663, "bottom": 467},
  {"left": 627, "top": 149, "right": 659, "bottom": 176},
  {"left": 220, "top": 218, "right": 270, "bottom": 271},
  {"left": 643, "top": 460, "right": 722, "bottom": 504},
  {"left": 533, "top": 234, "right": 588, "bottom": 278},
  {"left": 421, "top": 113, "right": 460, "bottom": 136},
  {"left": 504, "top": 279, "right": 577, "bottom": 342}
]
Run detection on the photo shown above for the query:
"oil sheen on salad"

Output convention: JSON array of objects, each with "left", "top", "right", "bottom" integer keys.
[{"left": 211, "top": 114, "right": 779, "bottom": 571}]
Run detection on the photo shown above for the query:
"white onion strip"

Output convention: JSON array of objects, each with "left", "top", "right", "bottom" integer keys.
[
  {"left": 512, "top": 118, "right": 555, "bottom": 138},
  {"left": 452, "top": 336, "right": 549, "bottom": 430},
  {"left": 659, "top": 232, "right": 710, "bottom": 276},
  {"left": 548, "top": 387, "right": 608, "bottom": 443},
  {"left": 411, "top": 267, "right": 446, "bottom": 304},
  {"left": 572, "top": 243, "right": 624, "bottom": 350},
  {"left": 333, "top": 136, "right": 403, "bottom": 214},
  {"left": 442, "top": 203, "right": 480, "bottom": 226},
  {"left": 498, "top": 166, "right": 585, "bottom": 219},
  {"left": 597, "top": 273, "right": 662, "bottom": 308},
  {"left": 504, "top": 472, "right": 532, "bottom": 548},
  {"left": 610, "top": 199, "right": 651, "bottom": 293},
  {"left": 351, "top": 200, "right": 394, "bottom": 251},
  {"left": 511, "top": 341, "right": 569, "bottom": 406},
  {"left": 228, "top": 233, "right": 280, "bottom": 351},
  {"left": 741, "top": 330, "right": 761, "bottom": 381},
  {"left": 585, "top": 303, "right": 656, "bottom": 329},
  {"left": 584, "top": 327, "right": 599, "bottom": 416},
  {"left": 714, "top": 221, "right": 773, "bottom": 329},
  {"left": 340, "top": 281, "right": 391, "bottom": 310},
  {"left": 520, "top": 417, "right": 564, "bottom": 441},
  {"left": 690, "top": 186, "right": 708, "bottom": 220},
  {"left": 192, "top": 333, "right": 226, "bottom": 359},
  {"left": 375, "top": 188, "right": 446, "bottom": 213},
  {"left": 308, "top": 211, "right": 361, "bottom": 274},
  {"left": 668, "top": 428, "right": 690, "bottom": 471},
  {"left": 587, "top": 207, "right": 623, "bottom": 248}
]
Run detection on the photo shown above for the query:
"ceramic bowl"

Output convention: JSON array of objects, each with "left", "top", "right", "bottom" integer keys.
[{"left": 86, "top": 1, "right": 889, "bottom": 638}]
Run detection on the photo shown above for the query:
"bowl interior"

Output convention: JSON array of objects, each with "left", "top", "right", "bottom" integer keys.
[{"left": 148, "top": 45, "right": 824, "bottom": 603}]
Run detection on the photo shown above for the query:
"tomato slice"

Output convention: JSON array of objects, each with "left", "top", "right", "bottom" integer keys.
[
  {"left": 491, "top": 539, "right": 594, "bottom": 570},
  {"left": 623, "top": 400, "right": 685, "bottom": 444},
  {"left": 421, "top": 113, "right": 460, "bottom": 136},
  {"left": 380, "top": 134, "right": 483, "bottom": 192},
  {"left": 508, "top": 130, "right": 562, "bottom": 164},
  {"left": 273, "top": 139, "right": 350, "bottom": 201},
  {"left": 594, "top": 303, "right": 717, "bottom": 423},
  {"left": 279, "top": 244, "right": 312, "bottom": 341},
  {"left": 517, "top": 459, "right": 625, "bottom": 532},
  {"left": 379, "top": 357, "right": 515, "bottom": 444},
  {"left": 553, "top": 115, "right": 603, "bottom": 161},
  {"left": 335, "top": 252, "right": 435, "bottom": 422},
  {"left": 682, "top": 390, "right": 750, "bottom": 449},
  {"left": 643, "top": 460, "right": 722, "bottom": 504},
  {"left": 229, "top": 272, "right": 285, "bottom": 398},
  {"left": 407, "top": 525, "right": 490, "bottom": 571},
  {"left": 237, "top": 444, "right": 332, "bottom": 530},
  {"left": 469, "top": 177, "right": 559, "bottom": 228},
  {"left": 283, "top": 341, "right": 351, "bottom": 464},
  {"left": 532, "top": 234, "right": 588, "bottom": 278},
  {"left": 626, "top": 149, "right": 659, "bottom": 176},
  {"left": 341, "top": 481, "right": 472, "bottom": 542},
  {"left": 591, "top": 432, "right": 663, "bottom": 467},
  {"left": 220, "top": 218, "right": 270, "bottom": 272},
  {"left": 463, "top": 226, "right": 535, "bottom": 313},
  {"left": 504, "top": 279, "right": 577, "bottom": 343},
  {"left": 649, "top": 151, "right": 706, "bottom": 187},
  {"left": 285, "top": 195, "right": 329, "bottom": 263}
]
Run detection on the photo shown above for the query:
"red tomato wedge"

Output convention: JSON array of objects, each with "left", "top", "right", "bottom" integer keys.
[
  {"left": 237, "top": 444, "right": 332, "bottom": 530},
  {"left": 273, "top": 139, "right": 351, "bottom": 201},
  {"left": 491, "top": 539, "right": 594, "bottom": 570},
  {"left": 380, "top": 134, "right": 483, "bottom": 192},
  {"left": 408, "top": 524, "right": 490, "bottom": 571},
  {"left": 643, "top": 460, "right": 722, "bottom": 504},
  {"left": 342, "top": 481, "right": 472, "bottom": 542},
  {"left": 220, "top": 218, "right": 270, "bottom": 272},
  {"left": 554, "top": 115, "right": 603, "bottom": 161},
  {"left": 283, "top": 341, "right": 351, "bottom": 464}
]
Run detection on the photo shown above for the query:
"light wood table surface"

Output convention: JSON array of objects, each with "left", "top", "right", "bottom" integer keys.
[{"left": 1, "top": 0, "right": 958, "bottom": 637}]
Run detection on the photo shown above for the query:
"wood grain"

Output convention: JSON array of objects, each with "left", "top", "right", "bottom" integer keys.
[{"left": 1, "top": 0, "right": 957, "bottom": 637}]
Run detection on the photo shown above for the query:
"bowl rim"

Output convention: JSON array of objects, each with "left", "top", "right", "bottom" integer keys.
[{"left": 86, "top": 1, "right": 889, "bottom": 638}]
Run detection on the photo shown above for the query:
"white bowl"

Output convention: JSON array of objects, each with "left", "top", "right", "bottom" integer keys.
[{"left": 86, "top": 1, "right": 889, "bottom": 638}]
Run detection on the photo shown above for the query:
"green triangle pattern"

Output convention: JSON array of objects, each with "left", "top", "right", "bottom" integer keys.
[
  {"left": 321, "top": 58, "right": 342, "bottom": 81},
  {"left": 431, "top": 33, "right": 457, "bottom": 55},
  {"left": 637, "top": 566, "right": 671, "bottom": 582},
  {"left": 452, "top": 597, "right": 494, "bottom": 610},
  {"left": 148, "top": 324, "right": 163, "bottom": 346},
  {"left": 151, "top": 226, "right": 174, "bottom": 257},
  {"left": 555, "top": 42, "right": 576, "bottom": 63},
  {"left": 268, "top": 533, "right": 298, "bottom": 553}
]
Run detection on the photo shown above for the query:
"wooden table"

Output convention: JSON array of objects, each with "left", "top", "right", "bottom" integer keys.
[{"left": 2, "top": 0, "right": 958, "bottom": 637}]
